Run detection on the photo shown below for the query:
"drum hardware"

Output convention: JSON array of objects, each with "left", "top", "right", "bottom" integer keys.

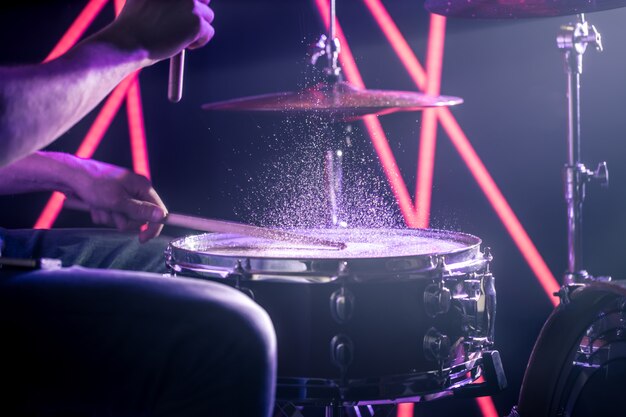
[
  {"left": 451, "top": 350, "right": 507, "bottom": 398},
  {"left": 425, "top": 0, "right": 612, "bottom": 289},
  {"left": 424, "top": 283, "right": 452, "bottom": 318},
  {"left": 166, "top": 228, "right": 505, "bottom": 409},
  {"left": 423, "top": 327, "right": 451, "bottom": 363},
  {"left": 425, "top": 3, "right": 626, "bottom": 414},
  {"left": 330, "top": 287, "right": 355, "bottom": 324},
  {"left": 424, "top": 256, "right": 452, "bottom": 318},
  {"left": 231, "top": 259, "right": 255, "bottom": 299},
  {"left": 330, "top": 334, "right": 355, "bottom": 371},
  {"left": 325, "top": 148, "right": 347, "bottom": 227},
  {"left": 558, "top": 13, "right": 610, "bottom": 286}
]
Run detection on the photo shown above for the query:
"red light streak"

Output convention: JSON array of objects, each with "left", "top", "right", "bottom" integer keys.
[
  {"left": 476, "top": 396, "right": 500, "bottom": 417},
  {"left": 114, "top": 0, "right": 124, "bottom": 12},
  {"left": 396, "top": 403, "right": 414, "bottom": 417},
  {"left": 437, "top": 108, "right": 560, "bottom": 303},
  {"left": 44, "top": 0, "right": 109, "bottom": 63},
  {"left": 126, "top": 79, "right": 151, "bottom": 179},
  {"left": 33, "top": 193, "right": 67, "bottom": 230},
  {"left": 415, "top": 15, "right": 446, "bottom": 228}
]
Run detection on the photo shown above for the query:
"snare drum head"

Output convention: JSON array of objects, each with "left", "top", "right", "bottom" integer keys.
[{"left": 166, "top": 228, "right": 485, "bottom": 281}]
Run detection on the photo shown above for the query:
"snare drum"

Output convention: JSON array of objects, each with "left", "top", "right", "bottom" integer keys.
[{"left": 166, "top": 228, "right": 501, "bottom": 405}]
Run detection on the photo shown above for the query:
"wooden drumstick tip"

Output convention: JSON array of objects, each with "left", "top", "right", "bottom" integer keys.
[{"left": 168, "top": 50, "right": 185, "bottom": 103}]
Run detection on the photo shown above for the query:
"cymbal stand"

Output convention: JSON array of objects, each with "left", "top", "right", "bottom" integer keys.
[
  {"left": 312, "top": 0, "right": 349, "bottom": 227},
  {"left": 557, "top": 13, "right": 608, "bottom": 286}
]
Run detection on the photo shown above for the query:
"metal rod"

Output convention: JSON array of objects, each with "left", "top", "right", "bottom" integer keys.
[
  {"left": 325, "top": 0, "right": 341, "bottom": 78},
  {"left": 558, "top": 13, "right": 597, "bottom": 284},
  {"left": 325, "top": 149, "right": 344, "bottom": 226},
  {"left": 329, "top": 0, "right": 336, "bottom": 43},
  {"left": 564, "top": 66, "right": 584, "bottom": 280}
]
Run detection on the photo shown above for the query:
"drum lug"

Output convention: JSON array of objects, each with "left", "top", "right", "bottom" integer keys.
[
  {"left": 330, "top": 287, "right": 355, "bottom": 324},
  {"left": 423, "top": 327, "right": 450, "bottom": 363},
  {"left": 482, "top": 247, "right": 493, "bottom": 272},
  {"left": 424, "top": 284, "right": 452, "bottom": 318},
  {"left": 482, "top": 271, "right": 496, "bottom": 344},
  {"left": 424, "top": 256, "right": 451, "bottom": 317},
  {"left": 334, "top": 260, "right": 351, "bottom": 281},
  {"left": 231, "top": 260, "right": 255, "bottom": 299},
  {"left": 232, "top": 259, "right": 252, "bottom": 280},
  {"left": 330, "top": 334, "right": 354, "bottom": 370},
  {"left": 434, "top": 255, "right": 447, "bottom": 280}
]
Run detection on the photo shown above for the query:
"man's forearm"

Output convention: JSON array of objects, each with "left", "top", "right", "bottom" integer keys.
[
  {"left": 0, "top": 39, "right": 150, "bottom": 168},
  {"left": 0, "top": 151, "right": 83, "bottom": 195}
]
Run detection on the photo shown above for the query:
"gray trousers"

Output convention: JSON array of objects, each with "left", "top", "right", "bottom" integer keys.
[{"left": 0, "top": 228, "right": 277, "bottom": 417}]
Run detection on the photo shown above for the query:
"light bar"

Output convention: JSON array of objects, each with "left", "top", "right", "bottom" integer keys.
[
  {"left": 44, "top": 0, "right": 109, "bottom": 63},
  {"left": 126, "top": 78, "right": 151, "bottom": 179},
  {"left": 415, "top": 14, "right": 446, "bottom": 228}
]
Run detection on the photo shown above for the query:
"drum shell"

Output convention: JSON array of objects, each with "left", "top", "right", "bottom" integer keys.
[{"left": 207, "top": 274, "right": 489, "bottom": 381}]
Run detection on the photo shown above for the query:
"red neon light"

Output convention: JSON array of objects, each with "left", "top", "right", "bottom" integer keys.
[
  {"left": 116, "top": 0, "right": 151, "bottom": 237},
  {"left": 33, "top": 192, "right": 68, "bottom": 230},
  {"left": 75, "top": 74, "right": 136, "bottom": 158},
  {"left": 415, "top": 109, "right": 437, "bottom": 228},
  {"left": 476, "top": 396, "right": 499, "bottom": 417},
  {"left": 126, "top": 79, "right": 151, "bottom": 179},
  {"left": 362, "top": 116, "right": 418, "bottom": 226},
  {"left": 34, "top": 75, "right": 137, "bottom": 229},
  {"left": 44, "top": 0, "right": 109, "bottom": 63},
  {"left": 396, "top": 403, "right": 414, "bottom": 417},
  {"left": 114, "top": 0, "right": 124, "bottom": 12},
  {"left": 415, "top": 15, "right": 446, "bottom": 228},
  {"left": 314, "top": 0, "right": 417, "bottom": 226},
  {"left": 437, "top": 108, "right": 560, "bottom": 304}
]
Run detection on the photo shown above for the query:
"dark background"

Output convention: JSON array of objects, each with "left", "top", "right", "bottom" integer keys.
[{"left": 2, "top": 1, "right": 626, "bottom": 416}]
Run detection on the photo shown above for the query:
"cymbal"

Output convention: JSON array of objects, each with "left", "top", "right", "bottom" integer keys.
[
  {"left": 202, "top": 81, "right": 462, "bottom": 120},
  {"left": 425, "top": 0, "right": 626, "bottom": 18}
]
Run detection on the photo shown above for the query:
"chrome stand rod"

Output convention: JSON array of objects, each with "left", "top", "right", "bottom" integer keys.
[{"left": 557, "top": 14, "right": 606, "bottom": 285}]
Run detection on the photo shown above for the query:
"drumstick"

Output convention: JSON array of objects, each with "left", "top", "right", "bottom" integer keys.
[
  {"left": 165, "top": 213, "right": 346, "bottom": 249},
  {"left": 64, "top": 200, "right": 346, "bottom": 250},
  {"left": 168, "top": 50, "right": 185, "bottom": 103}
]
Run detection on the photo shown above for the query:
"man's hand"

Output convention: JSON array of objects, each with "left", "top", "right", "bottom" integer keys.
[
  {"left": 98, "top": 0, "right": 215, "bottom": 63},
  {"left": 0, "top": 152, "right": 168, "bottom": 243},
  {"left": 70, "top": 158, "right": 168, "bottom": 243}
]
